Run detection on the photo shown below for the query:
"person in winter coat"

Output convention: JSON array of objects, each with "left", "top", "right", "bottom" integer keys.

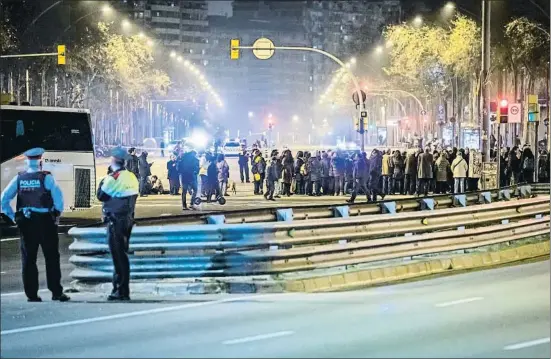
[
  {"left": 417, "top": 147, "right": 433, "bottom": 196},
  {"left": 508, "top": 146, "right": 522, "bottom": 185},
  {"left": 404, "top": 149, "right": 418, "bottom": 195},
  {"left": 216, "top": 153, "right": 230, "bottom": 196},
  {"left": 281, "top": 150, "right": 294, "bottom": 196},
  {"left": 251, "top": 150, "right": 266, "bottom": 195},
  {"left": 520, "top": 147, "right": 535, "bottom": 184},
  {"left": 434, "top": 152, "right": 450, "bottom": 194},
  {"left": 238, "top": 149, "right": 250, "bottom": 183},
  {"left": 320, "top": 152, "right": 331, "bottom": 195},
  {"left": 538, "top": 150, "right": 550, "bottom": 183},
  {"left": 138, "top": 151, "right": 152, "bottom": 197},
  {"left": 264, "top": 156, "right": 279, "bottom": 201},
  {"left": 294, "top": 151, "right": 305, "bottom": 195},
  {"left": 451, "top": 152, "right": 468, "bottom": 193},
  {"left": 347, "top": 152, "right": 370, "bottom": 203},
  {"left": 381, "top": 149, "right": 392, "bottom": 195},
  {"left": 391, "top": 151, "right": 405, "bottom": 195},
  {"left": 308, "top": 152, "right": 322, "bottom": 196},
  {"left": 206, "top": 153, "right": 219, "bottom": 202},
  {"left": 178, "top": 150, "right": 200, "bottom": 210},
  {"left": 331, "top": 152, "right": 346, "bottom": 196},
  {"left": 368, "top": 149, "right": 383, "bottom": 201},
  {"left": 126, "top": 147, "right": 140, "bottom": 179},
  {"left": 166, "top": 154, "right": 180, "bottom": 195},
  {"left": 499, "top": 148, "right": 509, "bottom": 188},
  {"left": 199, "top": 152, "right": 210, "bottom": 196},
  {"left": 344, "top": 153, "right": 354, "bottom": 194}
]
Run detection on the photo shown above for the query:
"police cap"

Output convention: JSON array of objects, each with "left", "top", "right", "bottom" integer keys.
[
  {"left": 23, "top": 147, "right": 45, "bottom": 159},
  {"left": 110, "top": 147, "right": 130, "bottom": 161}
]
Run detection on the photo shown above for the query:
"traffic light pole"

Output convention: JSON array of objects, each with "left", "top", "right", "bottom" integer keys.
[
  {"left": 481, "top": 0, "right": 492, "bottom": 162},
  {"left": 234, "top": 44, "right": 365, "bottom": 152}
]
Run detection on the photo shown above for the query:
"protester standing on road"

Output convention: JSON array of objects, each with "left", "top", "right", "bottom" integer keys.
[
  {"left": 178, "top": 150, "right": 200, "bottom": 210},
  {"left": 282, "top": 150, "right": 294, "bottom": 196},
  {"left": 167, "top": 154, "right": 180, "bottom": 195},
  {"left": 320, "top": 152, "right": 331, "bottom": 195},
  {"left": 508, "top": 146, "right": 522, "bottom": 185},
  {"left": 381, "top": 149, "right": 392, "bottom": 195},
  {"left": 217, "top": 153, "right": 230, "bottom": 197},
  {"left": 96, "top": 147, "right": 139, "bottom": 301},
  {"left": 0, "top": 148, "right": 70, "bottom": 303},
  {"left": 404, "top": 149, "right": 418, "bottom": 195},
  {"left": 294, "top": 151, "right": 305, "bottom": 195},
  {"left": 435, "top": 152, "right": 450, "bottom": 194},
  {"left": 264, "top": 156, "right": 278, "bottom": 201},
  {"left": 347, "top": 152, "right": 369, "bottom": 203},
  {"left": 344, "top": 153, "right": 354, "bottom": 194},
  {"left": 238, "top": 149, "right": 250, "bottom": 183},
  {"left": 451, "top": 152, "right": 468, "bottom": 193},
  {"left": 309, "top": 152, "right": 322, "bottom": 196},
  {"left": 417, "top": 147, "right": 433, "bottom": 197},
  {"left": 331, "top": 152, "right": 345, "bottom": 196},
  {"left": 368, "top": 149, "right": 383, "bottom": 201},
  {"left": 520, "top": 147, "right": 535, "bottom": 184},
  {"left": 391, "top": 150, "right": 405, "bottom": 195},
  {"left": 126, "top": 147, "right": 140, "bottom": 179},
  {"left": 252, "top": 150, "right": 266, "bottom": 195},
  {"left": 160, "top": 141, "right": 165, "bottom": 158},
  {"left": 199, "top": 152, "right": 210, "bottom": 197},
  {"left": 138, "top": 151, "right": 152, "bottom": 197}
]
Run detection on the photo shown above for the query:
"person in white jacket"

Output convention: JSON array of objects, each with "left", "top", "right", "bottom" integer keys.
[{"left": 451, "top": 152, "right": 468, "bottom": 193}]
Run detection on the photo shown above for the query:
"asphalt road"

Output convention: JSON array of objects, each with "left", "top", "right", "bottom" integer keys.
[{"left": 1, "top": 261, "right": 549, "bottom": 358}]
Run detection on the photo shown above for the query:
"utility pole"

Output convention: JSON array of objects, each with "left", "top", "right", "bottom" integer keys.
[{"left": 481, "top": 0, "right": 492, "bottom": 161}]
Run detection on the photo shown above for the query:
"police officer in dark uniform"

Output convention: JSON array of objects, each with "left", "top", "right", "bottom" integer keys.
[
  {"left": 1, "top": 148, "right": 70, "bottom": 302},
  {"left": 96, "top": 147, "right": 139, "bottom": 301}
]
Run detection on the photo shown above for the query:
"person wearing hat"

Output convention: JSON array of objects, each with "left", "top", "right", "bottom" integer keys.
[
  {"left": 0, "top": 147, "right": 69, "bottom": 302},
  {"left": 96, "top": 147, "right": 139, "bottom": 301}
]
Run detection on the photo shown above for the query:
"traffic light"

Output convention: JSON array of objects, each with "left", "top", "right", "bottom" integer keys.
[
  {"left": 498, "top": 99, "right": 508, "bottom": 123},
  {"left": 230, "top": 39, "right": 240, "bottom": 60},
  {"left": 527, "top": 94, "right": 539, "bottom": 122},
  {"left": 57, "top": 45, "right": 66, "bottom": 65}
]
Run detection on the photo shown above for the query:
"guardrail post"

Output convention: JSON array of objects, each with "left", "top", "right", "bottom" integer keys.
[
  {"left": 206, "top": 215, "right": 225, "bottom": 224},
  {"left": 420, "top": 198, "right": 435, "bottom": 210},
  {"left": 333, "top": 205, "right": 349, "bottom": 218},
  {"left": 479, "top": 191, "right": 492, "bottom": 204},
  {"left": 380, "top": 202, "right": 397, "bottom": 214},
  {"left": 499, "top": 189, "right": 511, "bottom": 201},
  {"left": 276, "top": 208, "right": 293, "bottom": 222},
  {"left": 453, "top": 194, "right": 467, "bottom": 207}
]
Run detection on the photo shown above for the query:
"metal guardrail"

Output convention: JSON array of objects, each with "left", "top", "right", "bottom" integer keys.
[
  {"left": 532, "top": 183, "right": 550, "bottom": 195},
  {"left": 68, "top": 185, "right": 548, "bottom": 281}
]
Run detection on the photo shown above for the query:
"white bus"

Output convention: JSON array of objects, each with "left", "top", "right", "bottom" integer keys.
[{"left": 1, "top": 105, "right": 96, "bottom": 211}]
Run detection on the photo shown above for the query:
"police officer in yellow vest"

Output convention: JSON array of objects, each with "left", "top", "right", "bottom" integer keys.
[
  {"left": 97, "top": 147, "right": 139, "bottom": 301},
  {"left": 0, "top": 148, "right": 70, "bottom": 302}
]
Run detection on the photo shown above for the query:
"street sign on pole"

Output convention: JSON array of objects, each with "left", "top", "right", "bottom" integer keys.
[
  {"left": 508, "top": 103, "right": 521, "bottom": 123},
  {"left": 57, "top": 45, "right": 66, "bottom": 65},
  {"left": 352, "top": 90, "right": 367, "bottom": 105},
  {"left": 230, "top": 39, "right": 240, "bottom": 60},
  {"left": 252, "top": 38, "right": 275, "bottom": 60}
]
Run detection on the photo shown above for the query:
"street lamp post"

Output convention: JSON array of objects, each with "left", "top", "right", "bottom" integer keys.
[{"left": 481, "top": 0, "right": 491, "bottom": 161}]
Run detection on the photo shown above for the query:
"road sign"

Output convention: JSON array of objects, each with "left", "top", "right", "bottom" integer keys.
[
  {"left": 420, "top": 110, "right": 427, "bottom": 116},
  {"left": 230, "top": 39, "right": 240, "bottom": 60},
  {"left": 508, "top": 103, "right": 521, "bottom": 123},
  {"left": 252, "top": 37, "right": 275, "bottom": 60},
  {"left": 360, "top": 111, "right": 367, "bottom": 118},
  {"left": 352, "top": 90, "right": 367, "bottom": 105},
  {"left": 57, "top": 45, "right": 66, "bottom": 65}
]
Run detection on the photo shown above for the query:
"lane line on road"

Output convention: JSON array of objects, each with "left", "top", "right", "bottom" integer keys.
[
  {"left": 504, "top": 337, "right": 550, "bottom": 350},
  {"left": 222, "top": 331, "right": 295, "bottom": 345},
  {"left": 1, "top": 237, "right": 19, "bottom": 242},
  {"left": 0, "top": 293, "right": 280, "bottom": 336},
  {"left": 1, "top": 289, "right": 48, "bottom": 297},
  {"left": 435, "top": 297, "right": 484, "bottom": 307}
]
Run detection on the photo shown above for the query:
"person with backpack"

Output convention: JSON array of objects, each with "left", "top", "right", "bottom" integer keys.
[
  {"left": 251, "top": 150, "right": 266, "bottom": 195},
  {"left": 520, "top": 147, "right": 535, "bottom": 184}
]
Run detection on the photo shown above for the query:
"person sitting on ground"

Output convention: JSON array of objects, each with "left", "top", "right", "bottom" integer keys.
[{"left": 150, "top": 175, "right": 165, "bottom": 194}]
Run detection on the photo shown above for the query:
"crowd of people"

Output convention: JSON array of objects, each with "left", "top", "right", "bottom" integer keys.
[{"left": 123, "top": 143, "right": 550, "bottom": 209}]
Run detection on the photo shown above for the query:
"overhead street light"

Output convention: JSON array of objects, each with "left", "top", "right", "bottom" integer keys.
[
  {"left": 170, "top": 51, "right": 176, "bottom": 58},
  {"left": 248, "top": 111, "right": 254, "bottom": 118},
  {"left": 121, "top": 19, "right": 131, "bottom": 30},
  {"left": 413, "top": 15, "right": 423, "bottom": 26},
  {"left": 101, "top": 4, "right": 112, "bottom": 15},
  {"left": 375, "top": 45, "right": 384, "bottom": 54},
  {"left": 350, "top": 57, "right": 356, "bottom": 64},
  {"left": 292, "top": 115, "right": 299, "bottom": 122}
]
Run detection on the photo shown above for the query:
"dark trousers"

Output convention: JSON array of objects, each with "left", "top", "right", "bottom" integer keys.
[
  {"left": 17, "top": 213, "right": 63, "bottom": 299},
  {"left": 181, "top": 177, "right": 198, "bottom": 208},
  {"left": 254, "top": 173, "right": 265, "bottom": 194},
  {"left": 200, "top": 175, "right": 208, "bottom": 196},
  {"left": 311, "top": 180, "right": 321, "bottom": 195},
  {"left": 139, "top": 176, "right": 148, "bottom": 196},
  {"left": 239, "top": 163, "right": 250, "bottom": 183},
  {"left": 382, "top": 175, "right": 392, "bottom": 194},
  {"left": 168, "top": 178, "right": 180, "bottom": 195},
  {"left": 107, "top": 214, "right": 133, "bottom": 297},
  {"left": 294, "top": 177, "right": 304, "bottom": 194},
  {"left": 393, "top": 178, "right": 404, "bottom": 194},
  {"left": 435, "top": 181, "right": 448, "bottom": 194},
  {"left": 321, "top": 177, "right": 330, "bottom": 195},
  {"left": 207, "top": 180, "right": 219, "bottom": 201},
  {"left": 404, "top": 174, "right": 417, "bottom": 195},
  {"left": 350, "top": 177, "right": 369, "bottom": 202},
  {"left": 418, "top": 178, "right": 430, "bottom": 196},
  {"left": 265, "top": 180, "right": 276, "bottom": 199}
]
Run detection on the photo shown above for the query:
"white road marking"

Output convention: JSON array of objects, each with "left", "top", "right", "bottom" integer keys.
[
  {"left": 1, "top": 237, "right": 19, "bottom": 242},
  {"left": 504, "top": 337, "right": 550, "bottom": 350},
  {"left": 435, "top": 297, "right": 484, "bottom": 307},
  {"left": 160, "top": 213, "right": 172, "bottom": 216},
  {"left": 222, "top": 331, "right": 294, "bottom": 345},
  {"left": 1, "top": 289, "right": 48, "bottom": 297},
  {"left": 0, "top": 294, "right": 279, "bottom": 336}
]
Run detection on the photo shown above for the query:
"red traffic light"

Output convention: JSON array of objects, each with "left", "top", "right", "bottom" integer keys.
[{"left": 499, "top": 99, "right": 508, "bottom": 107}]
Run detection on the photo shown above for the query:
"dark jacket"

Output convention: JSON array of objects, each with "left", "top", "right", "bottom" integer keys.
[
  {"left": 126, "top": 154, "right": 139, "bottom": 177},
  {"left": 167, "top": 159, "right": 179, "bottom": 180},
  {"left": 138, "top": 153, "right": 152, "bottom": 177},
  {"left": 391, "top": 153, "right": 405, "bottom": 180},
  {"left": 417, "top": 152, "right": 433, "bottom": 179},
  {"left": 294, "top": 157, "right": 305, "bottom": 179},
  {"left": 353, "top": 157, "right": 369, "bottom": 180},
  {"left": 321, "top": 154, "right": 331, "bottom": 178},
  {"left": 330, "top": 156, "right": 345, "bottom": 177},
  {"left": 238, "top": 152, "right": 249, "bottom": 165},
  {"left": 309, "top": 157, "right": 322, "bottom": 182},
  {"left": 368, "top": 152, "right": 382, "bottom": 190},
  {"left": 405, "top": 152, "right": 418, "bottom": 176},
  {"left": 178, "top": 152, "right": 200, "bottom": 183}
]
